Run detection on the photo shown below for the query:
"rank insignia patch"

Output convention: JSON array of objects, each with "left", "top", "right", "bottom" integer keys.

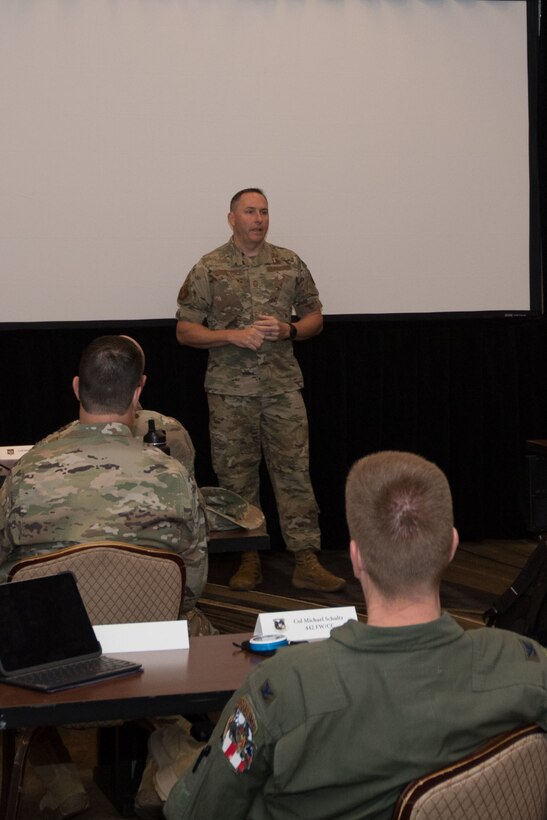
[
  {"left": 221, "top": 697, "right": 257, "bottom": 772},
  {"left": 519, "top": 638, "right": 540, "bottom": 661},
  {"left": 260, "top": 679, "right": 275, "bottom": 705},
  {"left": 177, "top": 282, "right": 190, "bottom": 302}
]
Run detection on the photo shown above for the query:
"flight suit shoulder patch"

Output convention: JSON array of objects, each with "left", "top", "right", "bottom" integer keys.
[{"left": 221, "top": 696, "right": 257, "bottom": 773}]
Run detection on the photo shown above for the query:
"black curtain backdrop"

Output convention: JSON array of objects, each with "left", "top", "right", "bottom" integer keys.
[
  {"left": 2, "top": 316, "right": 547, "bottom": 548},
  {"left": 1, "top": 14, "right": 546, "bottom": 551}
]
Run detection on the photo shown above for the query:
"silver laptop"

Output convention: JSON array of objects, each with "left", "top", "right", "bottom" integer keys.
[{"left": 0, "top": 572, "right": 142, "bottom": 692}]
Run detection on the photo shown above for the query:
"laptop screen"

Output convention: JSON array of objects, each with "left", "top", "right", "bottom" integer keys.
[{"left": 0, "top": 572, "right": 101, "bottom": 675}]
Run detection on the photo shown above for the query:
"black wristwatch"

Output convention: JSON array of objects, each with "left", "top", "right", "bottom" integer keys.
[{"left": 288, "top": 323, "right": 298, "bottom": 340}]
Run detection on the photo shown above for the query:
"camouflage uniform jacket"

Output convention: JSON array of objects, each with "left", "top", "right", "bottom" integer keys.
[
  {"left": 176, "top": 239, "right": 322, "bottom": 396},
  {"left": 0, "top": 422, "right": 207, "bottom": 610},
  {"left": 165, "top": 614, "right": 547, "bottom": 820},
  {"left": 31, "top": 410, "right": 196, "bottom": 476}
]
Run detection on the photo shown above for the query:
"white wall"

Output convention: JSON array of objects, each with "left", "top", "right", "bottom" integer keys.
[{"left": 0, "top": 0, "right": 532, "bottom": 322}]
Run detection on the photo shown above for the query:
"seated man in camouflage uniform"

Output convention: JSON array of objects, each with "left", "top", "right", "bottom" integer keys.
[{"left": 0, "top": 335, "right": 209, "bottom": 820}]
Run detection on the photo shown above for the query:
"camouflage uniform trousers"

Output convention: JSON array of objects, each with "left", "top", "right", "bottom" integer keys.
[{"left": 207, "top": 390, "right": 320, "bottom": 553}]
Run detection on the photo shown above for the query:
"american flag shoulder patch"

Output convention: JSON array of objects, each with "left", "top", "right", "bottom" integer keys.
[{"left": 221, "top": 696, "right": 257, "bottom": 773}]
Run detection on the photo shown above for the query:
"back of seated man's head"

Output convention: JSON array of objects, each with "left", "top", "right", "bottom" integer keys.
[
  {"left": 78, "top": 335, "right": 144, "bottom": 415},
  {"left": 345, "top": 451, "right": 454, "bottom": 598}
]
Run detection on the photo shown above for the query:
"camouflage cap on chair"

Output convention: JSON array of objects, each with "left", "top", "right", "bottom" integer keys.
[{"left": 200, "top": 487, "right": 265, "bottom": 531}]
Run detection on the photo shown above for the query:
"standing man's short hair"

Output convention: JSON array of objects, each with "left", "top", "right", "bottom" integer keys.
[
  {"left": 229, "top": 188, "right": 267, "bottom": 212},
  {"left": 78, "top": 335, "right": 144, "bottom": 415},
  {"left": 345, "top": 451, "right": 454, "bottom": 597}
]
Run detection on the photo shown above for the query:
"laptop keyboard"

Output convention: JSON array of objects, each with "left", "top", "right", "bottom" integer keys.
[{"left": 5, "top": 655, "right": 139, "bottom": 691}]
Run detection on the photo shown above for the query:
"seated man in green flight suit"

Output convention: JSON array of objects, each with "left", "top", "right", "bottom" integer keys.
[{"left": 161, "top": 450, "right": 547, "bottom": 820}]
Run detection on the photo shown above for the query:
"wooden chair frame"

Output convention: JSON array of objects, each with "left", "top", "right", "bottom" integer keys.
[{"left": 392, "top": 724, "right": 547, "bottom": 820}]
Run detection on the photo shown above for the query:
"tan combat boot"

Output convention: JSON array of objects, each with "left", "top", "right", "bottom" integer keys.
[
  {"left": 38, "top": 766, "right": 90, "bottom": 820},
  {"left": 30, "top": 728, "right": 89, "bottom": 820},
  {"left": 229, "top": 551, "right": 263, "bottom": 591},
  {"left": 292, "top": 549, "right": 346, "bottom": 592}
]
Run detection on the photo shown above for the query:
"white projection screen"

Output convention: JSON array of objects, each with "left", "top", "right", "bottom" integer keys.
[{"left": 0, "top": 0, "right": 540, "bottom": 324}]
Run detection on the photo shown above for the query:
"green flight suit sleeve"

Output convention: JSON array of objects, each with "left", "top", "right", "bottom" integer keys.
[
  {"left": 164, "top": 638, "right": 350, "bottom": 819},
  {"left": 164, "top": 676, "right": 274, "bottom": 820}
]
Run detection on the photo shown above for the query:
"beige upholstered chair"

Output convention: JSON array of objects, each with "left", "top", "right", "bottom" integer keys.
[
  {"left": 8, "top": 540, "right": 186, "bottom": 622},
  {"left": 391, "top": 724, "right": 547, "bottom": 820},
  {"left": 5, "top": 542, "right": 187, "bottom": 819}
]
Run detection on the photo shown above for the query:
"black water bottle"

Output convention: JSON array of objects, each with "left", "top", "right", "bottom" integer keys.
[{"left": 143, "top": 419, "right": 171, "bottom": 455}]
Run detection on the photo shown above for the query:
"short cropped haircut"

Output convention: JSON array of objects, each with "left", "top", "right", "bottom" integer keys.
[
  {"left": 78, "top": 336, "right": 144, "bottom": 415},
  {"left": 345, "top": 451, "right": 454, "bottom": 597},
  {"left": 229, "top": 188, "right": 267, "bottom": 212}
]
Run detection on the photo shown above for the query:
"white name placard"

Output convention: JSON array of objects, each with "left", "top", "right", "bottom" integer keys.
[
  {"left": 0, "top": 444, "right": 32, "bottom": 467},
  {"left": 94, "top": 620, "right": 189, "bottom": 653},
  {"left": 254, "top": 606, "right": 357, "bottom": 643}
]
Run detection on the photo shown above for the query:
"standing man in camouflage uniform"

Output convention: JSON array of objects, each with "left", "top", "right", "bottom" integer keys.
[
  {"left": 176, "top": 188, "right": 344, "bottom": 592},
  {"left": 0, "top": 335, "right": 210, "bottom": 820}
]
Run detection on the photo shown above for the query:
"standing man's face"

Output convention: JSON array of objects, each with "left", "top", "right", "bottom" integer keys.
[{"left": 228, "top": 192, "right": 269, "bottom": 255}]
